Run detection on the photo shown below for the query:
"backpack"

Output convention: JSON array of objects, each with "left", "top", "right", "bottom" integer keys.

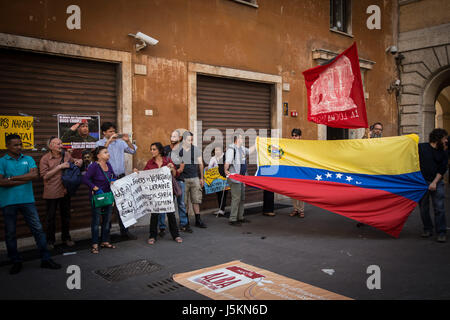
[
  {"left": 218, "top": 148, "right": 236, "bottom": 178},
  {"left": 60, "top": 150, "right": 82, "bottom": 196}
]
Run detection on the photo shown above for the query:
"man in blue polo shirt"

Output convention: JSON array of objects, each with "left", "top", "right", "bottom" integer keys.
[{"left": 0, "top": 134, "right": 61, "bottom": 274}]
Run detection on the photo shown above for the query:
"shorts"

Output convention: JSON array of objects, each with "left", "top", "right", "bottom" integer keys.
[{"left": 184, "top": 177, "right": 203, "bottom": 204}]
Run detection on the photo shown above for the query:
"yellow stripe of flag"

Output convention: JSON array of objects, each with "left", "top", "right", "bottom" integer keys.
[{"left": 257, "top": 134, "right": 421, "bottom": 176}]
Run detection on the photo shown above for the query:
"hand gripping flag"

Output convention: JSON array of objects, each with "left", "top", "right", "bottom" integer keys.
[
  {"left": 303, "top": 42, "right": 368, "bottom": 128},
  {"left": 230, "top": 135, "right": 428, "bottom": 237}
]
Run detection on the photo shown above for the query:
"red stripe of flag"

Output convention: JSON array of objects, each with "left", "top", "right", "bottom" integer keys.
[{"left": 230, "top": 174, "right": 418, "bottom": 238}]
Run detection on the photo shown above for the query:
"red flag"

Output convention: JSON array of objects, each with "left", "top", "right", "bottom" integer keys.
[{"left": 303, "top": 42, "right": 368, "bottom": 129}]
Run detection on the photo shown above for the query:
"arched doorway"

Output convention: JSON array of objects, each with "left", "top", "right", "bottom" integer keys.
[
  {"left": 435, "top": 86, "right": 450, "bottom": 133},
  {"left": 422, "top": 67, "right": 450, "bottom": 140}
]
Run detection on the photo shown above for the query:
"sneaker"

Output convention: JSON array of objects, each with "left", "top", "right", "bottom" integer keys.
[
  {"left": 64, "top": 240, "right": 75, "bottom": 247},
  {"left": 9, "top": 262, "right": 22, "bottom": 275},
  {"left": 229, "top": 221, "right": 242, "bottom": 226},
  {"left": 40, "top": 259, "right": 61, "bottom": 270},
  {"left": 421, "top": 231, "right": 432, "bottom": 238},
  {"left": 215, "top": 209, "right": 225, "bottom": 216},
  {"left": 263, "top": 212, "right": 276, "bottom": 217},
  {"left": 437, "top": 234, "right": 447, "bottom": 243},
  {"left": 180, "top": 225, "right": 193, "bottom": 233}
]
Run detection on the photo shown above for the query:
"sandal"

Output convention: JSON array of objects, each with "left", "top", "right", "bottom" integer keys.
[
  {"left": 91, "top": 245, "right": 99, "bottom": 254},
  {"left": 174, "top": 237, "right": 183, "bottom": 243},
  {"left": 289, "top": 210, "right": 299, "bottom": 217},
  {"left": 100, "top": 242, "right": 116, "bottom": 249},
  {"left": 147, "top": 238, "right": 156, "bottom": 245},
  {"left": 299, "top": 211, "right": 305, "bottom": 218}
]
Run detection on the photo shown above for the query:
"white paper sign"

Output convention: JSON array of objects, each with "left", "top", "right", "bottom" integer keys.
[{"left": 111, "top": 166, "right": 175, "bottom": 228}]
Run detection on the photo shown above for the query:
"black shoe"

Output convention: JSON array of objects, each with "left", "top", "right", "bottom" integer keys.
[
  {"left": 9, "top": 262, "right": 22, "bottom": 275},
  {"left": 159, "top": 229, "right": 166, "bottom": 238},
  {"left": 229, "top": 221, "right": 242, "bottom": 226},
  {"left": 47, "top": 243, "right": 55, "bottom": 250},
  {"left": 40, "top": 259, "right": 61, "bottom": 270},
  {"left": 356, "top": 223, "right": 365, "bottom": 228},
  {"left": 239, "top": 218, "right": 251, "bottom": 223},
  {"left": 180, "top": 225, "right": 193, "bottom": 233},
  {"left": 121, "top": 232, "right": 138, "bottom": 240},
  {"left": 195, "top": 221, "right": 207, "bottom": 228}
]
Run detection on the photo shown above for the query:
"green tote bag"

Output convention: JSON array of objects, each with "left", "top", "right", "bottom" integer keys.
[{"left": 92, "top": 164, "right": 115, "bottom": 209}]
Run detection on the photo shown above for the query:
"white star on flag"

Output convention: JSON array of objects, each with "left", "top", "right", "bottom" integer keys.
[
  {"left": 336, "top": 173, "right": 343, "bottom": 179},
  {"left": 346, "top": 176, "right": 353, "bottom": 182},
  {"left": 315, "top": 175, "right": 322, "bottom": 181},
  {"left": 325, "top": 172, "right": 332, "bottom": 178}
]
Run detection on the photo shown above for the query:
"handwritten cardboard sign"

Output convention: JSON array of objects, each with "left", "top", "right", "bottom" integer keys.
[
  {"left": 0, "top": 116, "right": 34, "bottom": 149},
  {"left": 204, "top": 167, "right": 229, "bottom": 194},
  {"left": 111, "top": 166, "right": 175, "bottom": 228}
]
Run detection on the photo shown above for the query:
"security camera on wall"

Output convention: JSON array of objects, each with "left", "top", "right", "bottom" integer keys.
[
  {"left": 128, "top": 32, "right": 159, "bottom": 51},
  {"left": 385, "top": 45, "right": 398, "bottom": 55}
]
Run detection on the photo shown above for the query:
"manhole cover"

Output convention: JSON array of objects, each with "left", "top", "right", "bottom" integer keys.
[
  {"left": 148, "top": 277, "right": 184, "bottom": 294},
  {"left": 94, "top": 260, "right": 162, "bottom": 282}
]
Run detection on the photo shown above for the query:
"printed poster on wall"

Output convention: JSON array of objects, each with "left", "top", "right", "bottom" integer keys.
[
  {"left": 57, "top": 114, "right": 100, "bottom": 149},
  {"left": 111, "top": 166, "right": 175, "bottom": 228},
  {"left": 0, "top": 115, "right": 34, "bottom": 149}
]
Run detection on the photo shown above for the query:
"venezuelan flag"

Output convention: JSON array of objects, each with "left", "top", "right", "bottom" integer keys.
[{"left": 230, "top": 134, "right": 428, "bottom": 237}]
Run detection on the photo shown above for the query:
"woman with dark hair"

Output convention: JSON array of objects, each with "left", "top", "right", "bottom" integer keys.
[
  {"left": 289, "top": 128, "right": 305, "bottom": 218},
  {"left": 82, "top": 146, "right": 117, "bottom": 253},
  {"left": 208, "top": 144, "right": 228, "bottom": 216},
  {"left": 141, "top": 142, "right": 182, "bottom": 244}
]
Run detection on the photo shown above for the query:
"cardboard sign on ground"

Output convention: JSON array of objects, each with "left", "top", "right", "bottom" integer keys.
[{"left": 173, "top": 260, "right": 352, "bottom": 300}]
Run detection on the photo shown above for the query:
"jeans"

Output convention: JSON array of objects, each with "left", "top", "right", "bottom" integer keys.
[
  {"left": 419, "top": 180, "right": 447, "bottom": 235},
  {"left": 45, "top": 195, "right": 71, "bottom": 244},
  {"left": 2, "top": 203, "right": 51, "bottom": 262},
  {"left": 115, "top": 173, "right": 129, "bottom": 234},
  {"left": 150, "top": 212, "right": 179, "bottom": 240},
  {"left": 158, "top": 181, "right": 189, "bottom": 229},
  {"left": 91, "top": 204, "right": 113, "bottom": 245}
]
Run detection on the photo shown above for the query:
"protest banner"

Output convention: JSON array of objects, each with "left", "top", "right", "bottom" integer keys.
[
  {"left": 0, "top": 115, "right": 34, "bottom": 149},
  {"left": 111, "top": 166, "right": 175, "bottom": 228},
  {"left": 203, "top": 167, "right": 229, "bottom": 195},
  {"left": 57, "top": 114, "right": 100, "bottom": 149},
  {"left": 173, "top": 260, "right": 352, "bottom": 300},
  {"left": 303, "top": 42, "right": 368, "bottom": 129}
]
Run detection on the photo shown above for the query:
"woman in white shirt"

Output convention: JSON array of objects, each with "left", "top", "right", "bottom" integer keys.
[{"left": 208, "top": 146, "right": 228, "bottom": 216}]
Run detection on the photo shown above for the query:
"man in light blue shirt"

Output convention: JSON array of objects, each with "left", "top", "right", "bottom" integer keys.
[
  {"left": 96, "top": 122, "right": 137, "bottom": 177},
  {"left": 0, "top": 134, "right": 61, "bottom": 274},
  {"left": 96, "top": 122, "right": 138, "bottom": 239}
]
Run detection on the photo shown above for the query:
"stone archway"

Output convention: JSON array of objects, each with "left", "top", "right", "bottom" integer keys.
[{"left": 398, "top": 23, "right": 450, "bottom": 141}]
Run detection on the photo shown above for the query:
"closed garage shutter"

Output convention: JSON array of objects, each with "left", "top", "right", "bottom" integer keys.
[
  {"left": 0, "top": 48, "right": 117, "bottom": 240},
  {"left": 197, "top": 75, "right": 272, "bottom": 210}
]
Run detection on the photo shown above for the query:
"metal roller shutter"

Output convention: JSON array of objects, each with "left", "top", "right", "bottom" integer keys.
[
  {"left": 0, "top": 48, "right": 117, "bottom": 240},
  {"left": 196, "top": 75, "right": 272, "bottom": 210}
]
